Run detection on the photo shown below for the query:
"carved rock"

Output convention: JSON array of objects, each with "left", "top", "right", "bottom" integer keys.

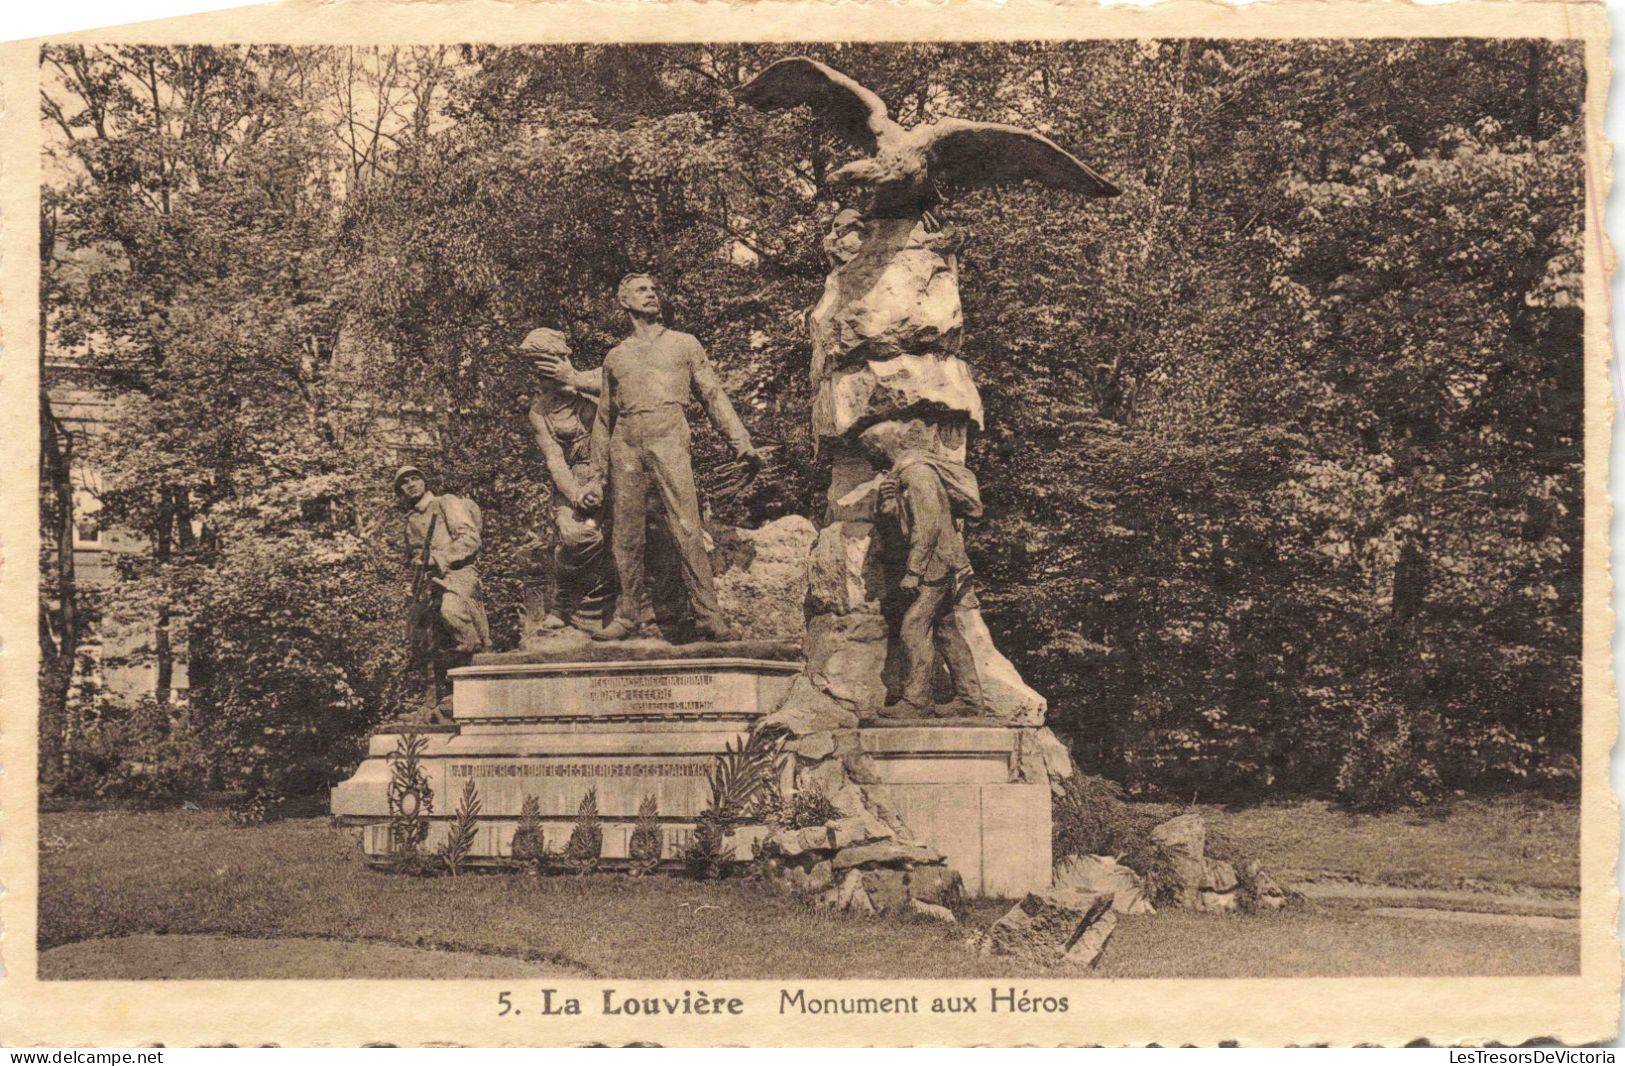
[
  {"left": 802, "top": 756, "right": 850, "bottom": 798},
  {"left": 816, "top": 355, "right": 984, "bottom": 444},
  {"left": 804, "top": 612, "right": 890, "bottom": 711},
  {"left": 809, "top": 217, "right": 963, "bottom": 373},
  {"left": 831, "top": 732, "right": 884, "bottom": 786},
  {"left": 806, "top": 522, "right": 886, "bottom": 616},
  {"left": 1015, "top": 727, "right": 1075, "bottom": 793},
  {"left": 788, "top": 730, "right": 836, "bottom": 761},
  {"left": 761, "top": 675, "right": 860, "bottom": 736},
  {"left": 711, "top": 515, "right": 818, "bottom": 640},
  {"left": 952, "top": 601, "right": 1047, "bottom": 724},
  {"left": 826, "top": 455, "right": 883, "bottom": 523}
]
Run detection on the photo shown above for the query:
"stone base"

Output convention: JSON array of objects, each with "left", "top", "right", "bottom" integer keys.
[
  {"left": 869, "top": 781, "right": 1049, "bottom": 898},
  {"left": 475, "top": 639, "right": 800, "bottom": 667},
  {"left": 812, "top": 726, "right": 1051, "bottom": 898},
  {"left": 331, "top": 651, "right": 800, "bottom": 866}
]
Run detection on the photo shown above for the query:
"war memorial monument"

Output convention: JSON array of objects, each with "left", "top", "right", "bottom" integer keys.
[
  {"left": 333, "top": 57, "right": 1126, "bottom": 898},
  {"left": 20, "top": 16, "right": 1611, "bottom": 1045}
]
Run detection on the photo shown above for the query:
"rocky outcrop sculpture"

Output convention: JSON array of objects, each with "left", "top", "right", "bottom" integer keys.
[{"left": 739, "top": 57, "right": 1119, "bottom": 727}]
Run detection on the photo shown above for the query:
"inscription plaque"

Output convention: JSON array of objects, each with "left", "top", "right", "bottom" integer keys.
[
  {"left": 448, "top": 657, "right": 797, "bottom": 723},
  {"left": 427, "top": 754, "right": 719, "bottom": 819},
  {"left": 585, "top": 672, "right": 719, "bottom": 715},
  {"left": 448, "top": 760, "right": 711, "bottom": 780}
]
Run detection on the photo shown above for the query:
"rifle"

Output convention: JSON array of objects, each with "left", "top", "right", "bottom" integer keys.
[{"left": 406, "top": 511, "right": 440, "bottom": 669}]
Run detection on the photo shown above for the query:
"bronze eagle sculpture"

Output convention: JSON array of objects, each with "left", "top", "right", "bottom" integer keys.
[{"left": 736, "top": 56, "right": 1120, "bottom": 220}]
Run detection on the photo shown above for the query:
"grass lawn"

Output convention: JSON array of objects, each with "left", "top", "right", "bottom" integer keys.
[
  {"left": 1151, "top": 797, "right": 1580, "bottom": 895},
  {"left": 38, "top": 810, "right": 1579, "bottom": 980}
]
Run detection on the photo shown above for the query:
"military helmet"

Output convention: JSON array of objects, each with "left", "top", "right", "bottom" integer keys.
[{"left": 393, "top": 464, "right": 427, "bottom": 493}]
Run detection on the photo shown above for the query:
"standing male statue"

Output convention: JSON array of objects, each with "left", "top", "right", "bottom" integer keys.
[
  {"left": 396, "top": 465, "right": 489, "bottom": 708},
  {"left": 587, "top": 273, "right": 763, "bottom": 642},
  {"left": 521, "top": 328, "right": 612, "bottom": 632},
  {"left": 863, "top": 421, "right": 986, "bottom": 718}
]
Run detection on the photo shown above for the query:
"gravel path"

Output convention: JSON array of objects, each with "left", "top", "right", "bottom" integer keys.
[
  {"left": 38, "top": 934, "right": 591, "bottom": 980},
  {"left": 1289, "top": 880, "right": 1580, "bottom": 918}
]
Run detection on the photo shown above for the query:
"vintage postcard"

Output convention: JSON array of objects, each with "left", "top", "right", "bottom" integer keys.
[{"left": 0, "top": 0, "right": 1616, "bottom": 1047}]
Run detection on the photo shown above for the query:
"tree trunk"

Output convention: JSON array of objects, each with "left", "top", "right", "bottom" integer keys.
[
  {"left": 1390, "top": 532, "right": 1429, "bottom": 660},
  {"left": 40, "top": 395, "right": 79, "bottom": 763},
  {"left": 155, "top": 605, "right": 174, "bottom": 706},
  {"left": 153, "top": 487, "right": 182, "bottom": 705},
  {"left": 1524, "top": 41, "right": 1543, "bottom": 141}
]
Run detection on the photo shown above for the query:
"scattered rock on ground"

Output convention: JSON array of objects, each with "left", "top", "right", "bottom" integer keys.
[
  {"left": 1204, "top": 857, "right": 1238, "bottom": 893},
  {"left": 833, "top": 841, "right": 942, "bottom": 870},
  {"left": 984, "top": 890, "right": 1116, "bottom": 969},
  {"left": 1201, "top": 857, "right": 1240, "bottom": 910},
  {"left": 836, "top": 869, "right": 875, "bottom": 914},
  {"left": 1151, "top": 813, "right": 1208, "bottom": 909},
  {"left": 1065, "top": 908, "right": 1118, "bottom": 968},
  {"left": 1054, "top": 854, "right": 1155, "bottom": 915},
  {"left": 909, "top": 898, "right": 957, "bottom": 924},
  {"left": 1240, "top": 859, "right": 1290, "bottom": 910},
  {"left": 1147, "top": 813, "right": 1289, "bottom": 914},
  {"left": 905, "top": 865, "right": 965, "bottom": 909},
  {"left": 862, "top": 868, "right": 911, "bottom": 914}
]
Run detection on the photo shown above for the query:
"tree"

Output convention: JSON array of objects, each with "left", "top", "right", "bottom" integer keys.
[
  {"left": 42, "top": 42, "right": 1586, "bottom": 807},
  {"left": 41, "top": 45, "right": 419, "bottom": 795}
]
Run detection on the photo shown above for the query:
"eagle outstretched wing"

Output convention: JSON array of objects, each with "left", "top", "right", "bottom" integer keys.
[
  {"left": 736, "top": 57, "right": 896, "bottom": 154},
  {"left": 925, "top": 119, "right": 1121, "bottom": 198}
]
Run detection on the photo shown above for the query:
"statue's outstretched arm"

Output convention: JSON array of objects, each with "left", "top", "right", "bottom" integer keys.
[
  {"left": 689, "top": 339, "right": 755, "bottom": 458},
  {"left": 565, "top": 366, "right": 602, "bottom": 397},
  {"left": 587, "top": 367, "right": 614, "bottom": 488}
]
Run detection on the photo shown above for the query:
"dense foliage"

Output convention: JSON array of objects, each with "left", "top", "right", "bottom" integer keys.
[{"left": 41, "top": 41, "right": 1584, "bottom": 807}]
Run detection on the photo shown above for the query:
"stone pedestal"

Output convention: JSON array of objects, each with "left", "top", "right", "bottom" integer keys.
[
  {"left": 841, "top": 725, "right": 1051, "bottom": 898},
  {"left": 330, "top": 644, "right": 800, "bottom": 865}
]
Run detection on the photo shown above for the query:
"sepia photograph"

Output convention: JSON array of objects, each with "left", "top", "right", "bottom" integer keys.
[{"left": 7, "top": 3, "right": 1616, "bottom": 1046}]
